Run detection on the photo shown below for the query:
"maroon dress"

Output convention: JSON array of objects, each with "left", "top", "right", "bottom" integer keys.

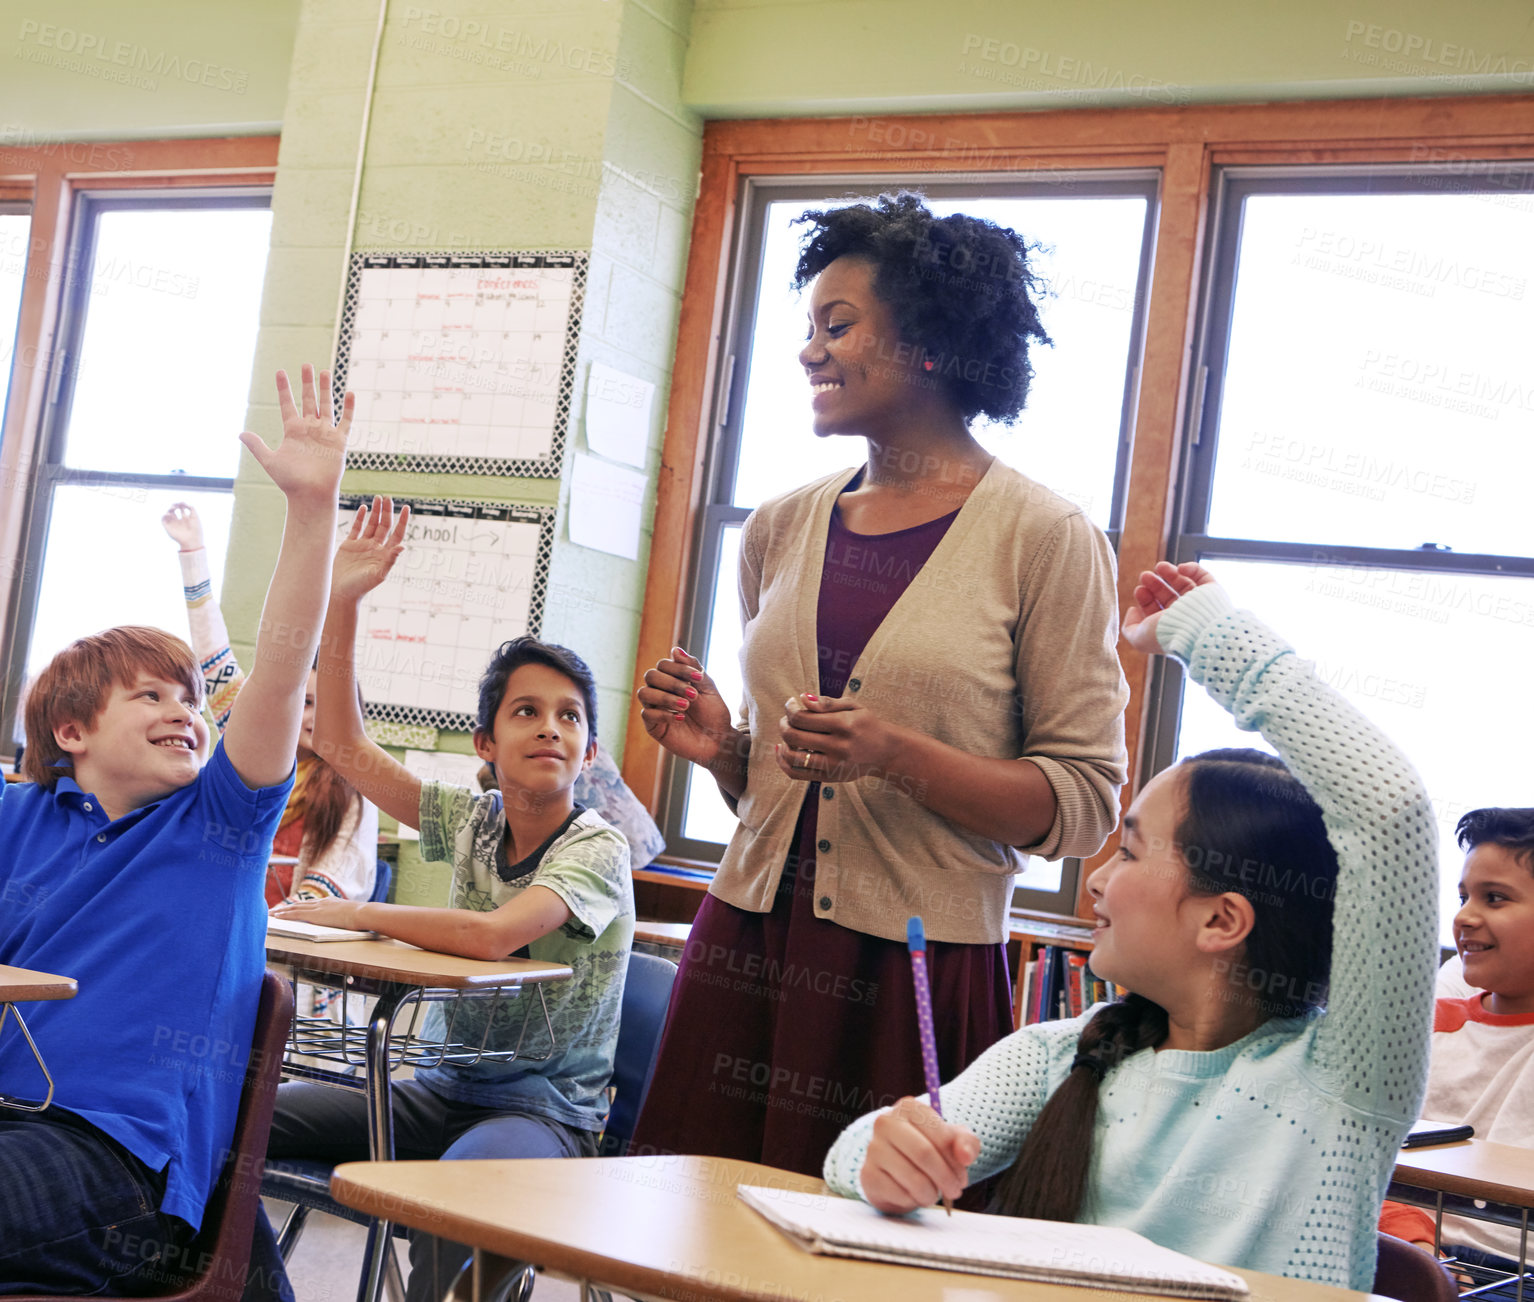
[{"left": 632, "top": 494, "right": 1014, "bottom": 1182}]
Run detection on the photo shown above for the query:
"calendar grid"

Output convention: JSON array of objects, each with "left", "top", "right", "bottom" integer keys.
[
  {"left": 340, "top": 493, "right": 555, "bottom": 733},
  {"left": 335, "top": 251, "right": 587, "bottom": 478}
]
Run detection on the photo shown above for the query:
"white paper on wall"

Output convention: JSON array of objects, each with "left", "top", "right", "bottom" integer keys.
[
  {"left": 568, "top": 454, "right": 646, "bottom": 561},
  {"left": 584, "top": 361, "right": 653, "bottom": 468}
]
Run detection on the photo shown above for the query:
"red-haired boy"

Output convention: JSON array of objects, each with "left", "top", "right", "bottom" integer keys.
[{"left": 0, "top": 366, "right": 348, "bottom": 1297}]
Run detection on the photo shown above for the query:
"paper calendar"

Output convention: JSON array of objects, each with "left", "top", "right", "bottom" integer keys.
[
  {"left": 341, "top": 494, "right": 555, "bottom": 732},
  {"left": 335, "top": 251, "right": 586, "bottom": 476}
]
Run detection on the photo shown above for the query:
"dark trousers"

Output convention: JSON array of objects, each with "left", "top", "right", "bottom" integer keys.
[
  {"left": 0, "top": 1108, "right": 178, "bottom": 1296},
  {"left": 261, "top": 1080, "right": 595, "bottom": 1302}
]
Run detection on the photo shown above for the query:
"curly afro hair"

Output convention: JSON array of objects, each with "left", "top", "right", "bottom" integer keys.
[{"left": 791, "top": 192, "right": 1051, "bottom": 424}]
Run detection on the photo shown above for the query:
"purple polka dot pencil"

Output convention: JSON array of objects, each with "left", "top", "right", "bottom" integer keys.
[{"left": 906, "top": 915, "right": 952, "bottom": 1215}]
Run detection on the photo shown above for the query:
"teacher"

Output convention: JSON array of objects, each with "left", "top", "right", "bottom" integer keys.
[{"left": 632, "top": 193, "right": 1129, "bottom": 1180}]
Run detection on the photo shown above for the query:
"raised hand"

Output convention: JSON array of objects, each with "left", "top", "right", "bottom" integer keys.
[
  {"left": 161, "top": 502, "right": 204, "bottom": 550},
  {"left": 861, "top": 1096, "right": 980, "bottom": 1214},
  {"left": 1121, "top": 560, "right": 1219, "bottom": 657},
  {"left": 239, "top": 364, "right": 352, "bottom": 505},
  {"left": 775, "top": 692, "right": 900, "bottom": 785},
  {"left": 636, "top": 647, "right": 737, "bottom": 769},
  {"left": 332, "top": 496, "right": 410, "bottom": 605}
]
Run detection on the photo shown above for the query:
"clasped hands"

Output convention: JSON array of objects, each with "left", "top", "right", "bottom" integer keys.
[{"left": 774, "top": 689, "right": 900, "bottom": 784}]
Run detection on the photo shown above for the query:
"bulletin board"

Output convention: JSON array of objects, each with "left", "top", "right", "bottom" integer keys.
[
  {"left": 334, "top": 251, "right": 587, "bottom": 477},
  {"left": 341, "top": 494, "right": 556, "bottom": 733}
]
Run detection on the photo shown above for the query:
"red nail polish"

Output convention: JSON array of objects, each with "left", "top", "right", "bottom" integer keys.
[
  {"left": 685, "top": 686, "right": 698, "bottom": 699},
  {"left": 804, "top": 693, "right": 818, "bottom": 702}
]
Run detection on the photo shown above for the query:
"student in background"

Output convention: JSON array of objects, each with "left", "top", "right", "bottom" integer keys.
[
  {"left": 824, "top": 562, "right": 1440, "bottom": 1294},
  {"left": 1380, "top": 807, "right": 1534, "bottom": 1273},
  {"left": 162, "top": 501, "right": 377, "bottom": 907},
  {"left": 264, "top": 498, "right": 634, "bottom": 1302},
  {"left": 0, "top": 365, "right": 348, "bottom": 1297}
]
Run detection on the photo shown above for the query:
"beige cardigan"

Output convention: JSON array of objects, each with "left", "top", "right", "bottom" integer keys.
[{"left": 710, "top": 460, "right": 1129, "bottom": 945}]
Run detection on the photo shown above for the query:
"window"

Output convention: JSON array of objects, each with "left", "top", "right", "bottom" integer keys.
[
  {"left": 2, "top": 191, "right": 272, "bottom": 747},
  {"left": 1151, "top": 167, "right": 1534, "bottom": 943},
  {"left": 661, "top": 174, "right": 1157, "bottom": 914},
  {"left": 0, "top": 208, "right": 29, "bottom": 426}
]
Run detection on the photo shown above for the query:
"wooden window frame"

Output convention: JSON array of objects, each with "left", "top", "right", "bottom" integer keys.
[
  {"left": 622, "top": 94, "right": 1534, "bottom": 921},
  {"left": 0, "top": 135, "right": 278, "bottom": 747}
]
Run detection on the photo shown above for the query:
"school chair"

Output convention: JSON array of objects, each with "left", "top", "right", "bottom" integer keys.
[
  {"left": 9, "top": 971, "right": 294, "bottom": 1302},
  {"left": 1373, "top": 1232, "right": 1459, "bottom": 1302},
  {"left": 371, "top": 857, "right": 393, "bottom": 904},
  {"left": 262, "top": 949, "right": 679, "bottom": 1302}
]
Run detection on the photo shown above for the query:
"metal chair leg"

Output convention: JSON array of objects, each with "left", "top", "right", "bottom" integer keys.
[{"left": 273, "top": 1202, "right": 313, "bottom": 1260}]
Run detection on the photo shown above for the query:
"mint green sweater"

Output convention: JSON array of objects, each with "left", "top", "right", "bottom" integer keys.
[{"left": 823, "top": 585, "right": 1439, "bottom": 1291}]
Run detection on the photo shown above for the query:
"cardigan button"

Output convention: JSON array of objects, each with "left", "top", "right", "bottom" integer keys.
[
  {"left": 821, "top": 787, "right": 834, "bottom": 800},
  {"left": 817, "top": 838, "right": 831, "bottom": 853},
  {"left": 818, "top": 896, "right": 832, "bottom": 911},
  {"left": 848, "top": 677, "right": 861, "bottom": 692},
  {"left": 96, "top": 833, "right": 107, "bottom": 843}
]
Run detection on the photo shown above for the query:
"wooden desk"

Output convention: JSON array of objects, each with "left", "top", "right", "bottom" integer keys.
[
  {"left": 265, "top": 935, "right": 571, "bottom": 1302},
  {"left": 0, "top": 963, "right": 78, "bottom": 1111},
  {"left": 634, "top": 920, "right": 691, "bottom": 950},
  {"left": 1392, "top": 1138, "right": 1533, "bottom": 1280},
  {"left": 331, "top": 1155, "right": 1391, "bottom": 1302}
]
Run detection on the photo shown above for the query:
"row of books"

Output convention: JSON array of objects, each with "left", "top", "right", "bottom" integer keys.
[{"left": 1020, "top": 945, "right": 1121, "bottom": 1024}]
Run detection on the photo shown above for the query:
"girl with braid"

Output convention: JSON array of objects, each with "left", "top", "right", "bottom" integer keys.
[
  {"left": 824, "top": 562, "right": 1441, "bottom": 1293},
  {"left": 162, "top": 502, "right": 377, "bottom": 907}
]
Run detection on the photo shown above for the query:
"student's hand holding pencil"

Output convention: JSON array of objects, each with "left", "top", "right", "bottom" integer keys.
[{"left": 860, "top": 1095, "right": 979, "bottom": 1215}]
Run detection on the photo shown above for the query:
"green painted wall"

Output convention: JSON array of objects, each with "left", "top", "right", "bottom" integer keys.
[
  {"left": 223, "top": 0, "right": 700, "bottom": 903},
  {"left": 683, "top": 0, "right": 1534, "bottom": 116},
  {"left": 0, "top": 0, "right": 299, "bottom": 139}
]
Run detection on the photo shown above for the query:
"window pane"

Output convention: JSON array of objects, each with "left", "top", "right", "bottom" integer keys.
[
  {"left": 730, "top": 194, "right": 1146, "bottom": 529},
  {"left": 25, "top": 487, "right": 234, "bottom": 682},
  {"left": 681, "top": 524, "right": 745, "bottom": 844},
  {"left": 64, "top": 206, "right": 272, "bottom": 477},
  {"left": 0, "top": 212, "right": 30, "bottom": 432},
  {"left": 1208, "top": 192, "right": 1534, "bottom": 555},
  {"left": 1172, "top": 557, "right": 1534, "bottom": 945}
]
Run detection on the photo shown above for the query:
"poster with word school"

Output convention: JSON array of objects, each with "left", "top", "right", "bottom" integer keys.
[
  {"left": 335, "top": 251, "right": 587, "bottom": 477},
  {"left": 341, "top": 494, "right": 555, "bottom": 733}
]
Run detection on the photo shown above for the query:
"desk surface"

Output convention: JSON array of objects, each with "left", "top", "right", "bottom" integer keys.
[
  {"left": 0, "top": 964, "right": 78, "bottom": 1002},
  {"left": 331, "top": 1155, "right": 1388, "bottom": 1302},
  {"left": 634, "top": 921, "right": 692, "bottom": 948},
  {"left": 264, "top": 936, "right": 571, "bottom": 989},
  {"left": 1393, "top": 1138, "right": 1534, "bottom": 1209}
]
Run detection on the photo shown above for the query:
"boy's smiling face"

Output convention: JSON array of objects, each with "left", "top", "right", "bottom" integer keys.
[
  {"left": 1455, "top": 843, "right": 1534, "bottom": 1016},
  {"left": 56, "top": 671, "right": 209, "bottom": 816},
  {"left": 473, "top": 662, "right": 595, "bottom": 804}
]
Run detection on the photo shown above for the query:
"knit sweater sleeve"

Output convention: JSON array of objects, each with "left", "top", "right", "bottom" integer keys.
[
  {"left": 177, "top": 546, "right": 244, "bottom": 733},
  {"left": 1155, "top": 584, "right": 1438, "bottom": 1115},
  {"left": 823, "top": 1020, "right": 1072, "bottom": 1198}
]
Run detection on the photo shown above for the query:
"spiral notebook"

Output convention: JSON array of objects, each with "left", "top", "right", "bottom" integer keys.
[{"left": 737, "top": 1186, "right": 1249, "bottom": 1300}]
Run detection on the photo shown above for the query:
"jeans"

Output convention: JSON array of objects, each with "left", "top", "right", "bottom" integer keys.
[
  {"left": 262, "top": 1080, "right": 596, "bottom": 1302},
  {"left": 0, "top": 1107, "right": 184, "bottom": 1296}
]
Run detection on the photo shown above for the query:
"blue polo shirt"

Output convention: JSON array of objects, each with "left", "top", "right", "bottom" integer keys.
[{"left": 0, "top": 740, "right": 292, "bottom": 1229}]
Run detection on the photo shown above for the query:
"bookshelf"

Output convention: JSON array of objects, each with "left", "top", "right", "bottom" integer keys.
[{"left": 1008, "top": 914, "right": 1114, "bottom": 1031}]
